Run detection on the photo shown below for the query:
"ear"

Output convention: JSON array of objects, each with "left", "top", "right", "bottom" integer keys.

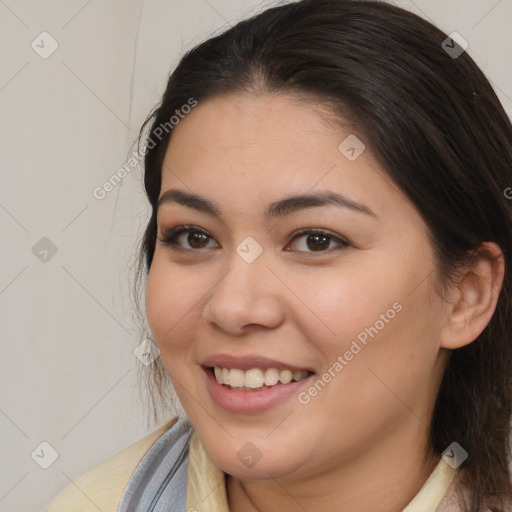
[{"left": 440, "top": 242, "right": 505, "bottom": 350}]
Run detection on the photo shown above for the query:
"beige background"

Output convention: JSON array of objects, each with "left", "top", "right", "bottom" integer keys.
[{"left": 0, "top": 1, "right": 510, "bottom": 511}]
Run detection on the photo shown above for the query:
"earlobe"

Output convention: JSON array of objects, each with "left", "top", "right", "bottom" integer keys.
[{"left": 439, "top": 242, "right": 505, "bottom": 350}]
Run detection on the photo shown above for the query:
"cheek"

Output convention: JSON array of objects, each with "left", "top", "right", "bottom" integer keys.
[
  {"left": 295, "top": 252, "right": 440, "bottom": 383},
  {"left": 292, "top": 262, "right": 399, "bottom": 349},
  {"left": 145, "top": 259, "right": 198, "bottom": 350}
]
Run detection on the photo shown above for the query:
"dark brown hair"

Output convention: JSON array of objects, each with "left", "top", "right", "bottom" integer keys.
[{"left": 134, "top": 1, "right": 512, "bottom": 510}]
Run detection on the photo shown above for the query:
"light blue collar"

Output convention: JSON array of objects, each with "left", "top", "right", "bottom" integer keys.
[{"left": 117, "top": 417, "right": 194, "bottom": 512}]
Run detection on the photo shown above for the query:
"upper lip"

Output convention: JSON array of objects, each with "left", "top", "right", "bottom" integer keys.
[{"left": 201, "top": 353, "right": 315, "bottom": 373}]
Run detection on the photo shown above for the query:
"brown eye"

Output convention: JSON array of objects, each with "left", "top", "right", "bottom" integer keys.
[
  {"left": 158, "top": 226, "right": 220, "bottom": 250},
  {"left": 188, "top": 232, "right": 209, "bottom": 248},
  {"left": 287, "top": 229, "right": 349, "bottom": 253},
  {"left": 306, "top": 234, "right": 330, "bottom": 251}
]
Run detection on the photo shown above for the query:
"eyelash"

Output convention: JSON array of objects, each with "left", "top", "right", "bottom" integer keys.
[
  {"left": 157, "top": 225, "right": 349, "bottom": 254},
  {"left": 159, "top": 225, "right": 218, "bottom": 250}
]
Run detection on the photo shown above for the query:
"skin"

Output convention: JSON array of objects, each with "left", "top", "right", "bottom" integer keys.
[{"left": 145, "top": 92, "right": 504, "bottom": 512}]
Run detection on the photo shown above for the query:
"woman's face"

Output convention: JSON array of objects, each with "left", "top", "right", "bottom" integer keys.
[{"left": 146, "top": 93, "right": 450, "bottom": 481}]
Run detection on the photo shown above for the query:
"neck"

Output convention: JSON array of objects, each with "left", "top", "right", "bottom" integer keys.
[{"left": 226, "top": 422, "right": 440, "bottom": 512}]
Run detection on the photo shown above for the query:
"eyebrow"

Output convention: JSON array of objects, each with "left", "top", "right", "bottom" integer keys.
[{"left": 157, "top": 189, "right": 377, "bottom": 219}]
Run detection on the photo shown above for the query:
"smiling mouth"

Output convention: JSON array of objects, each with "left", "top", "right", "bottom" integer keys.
[{"left": 208, "top": 366, "right": 314, "bottom": 391}]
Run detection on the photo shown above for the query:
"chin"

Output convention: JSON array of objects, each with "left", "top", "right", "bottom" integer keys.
[
  {"left": 198, "top": 431, "right": 308, "bottom": 482},
  {"left": 214, "top": 450, "right": 300, "bottom": 481}
]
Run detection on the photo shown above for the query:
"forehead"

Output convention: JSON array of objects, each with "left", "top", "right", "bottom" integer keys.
[
  {"left": 159, "top": 93, "right": 407, "bottom": 220},
  {"left": 165, "top": 92, "right": 344, "bottom": 158}
]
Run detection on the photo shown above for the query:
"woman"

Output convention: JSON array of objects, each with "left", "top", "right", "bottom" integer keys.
[{"left": 45, "top": 0, "right": 512, "bottom": 510}]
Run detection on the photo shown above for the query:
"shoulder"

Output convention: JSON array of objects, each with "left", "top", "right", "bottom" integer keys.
[{"left": 43, "top": 417, "right": 178, "bottom": 512}]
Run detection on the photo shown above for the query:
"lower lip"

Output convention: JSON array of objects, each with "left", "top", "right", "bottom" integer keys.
[{"left": 203, "top": 367, "right": 314, "bottom": 414}]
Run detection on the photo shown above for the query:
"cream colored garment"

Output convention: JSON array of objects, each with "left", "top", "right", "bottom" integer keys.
[
  {"left": 46, "top": 418, "right": 458, "bottom": 511},
  {"left": 44, "top": 418, "right": 177, "bottom": 512},
  {"left": 186, "top": 430, "right": 459, "bottom": 512}
]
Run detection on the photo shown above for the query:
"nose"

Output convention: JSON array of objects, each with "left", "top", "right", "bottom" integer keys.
[{"left": 202, "top": 249, "right": 286, "bottom": 335}]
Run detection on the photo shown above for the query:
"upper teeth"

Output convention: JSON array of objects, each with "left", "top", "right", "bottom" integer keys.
[{"left": 213, "top": 366, "right": 310, "bottom": 389}]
